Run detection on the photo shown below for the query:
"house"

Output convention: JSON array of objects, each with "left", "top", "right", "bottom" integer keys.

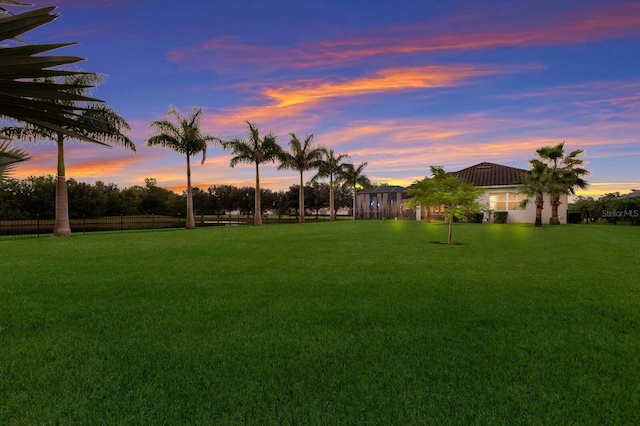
[
  {"left": 415, "top": 162, "right": 568, "bottom": 224},
  {"left": 616, "top": 190, "right": 640, "bottom": 200},
  {"left": 354, "top": 186, "right": 414, "bottom": 219}
]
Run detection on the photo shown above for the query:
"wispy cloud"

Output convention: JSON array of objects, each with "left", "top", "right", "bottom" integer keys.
[
  {"left": 263, "top": 65, "right": 505, "bottom": 107},
  {"left": 167, "top": 3, "right": 640, "bottom": 72},
  {"left": 203, "top": 64, "right": 522, "bottom": 137}
]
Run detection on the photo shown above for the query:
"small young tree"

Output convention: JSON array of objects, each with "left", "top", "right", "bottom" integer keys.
[{"left": 407, "top": 166, "right": 485, "bottom": 244}]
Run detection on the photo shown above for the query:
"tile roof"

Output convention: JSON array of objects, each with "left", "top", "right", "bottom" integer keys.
[
  {"left": 357, "top": 185, "right": 407, "bottom": 195},
  {"left": 450, "top": 162, "right": 526, "bottom": 186},
  {"left": 617, "top": 190, "right": 640, "bottom": 199}
]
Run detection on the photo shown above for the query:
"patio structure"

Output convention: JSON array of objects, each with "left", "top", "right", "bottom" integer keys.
[{"left": 354, "top": 186, "right": 414, "bottom": 219}]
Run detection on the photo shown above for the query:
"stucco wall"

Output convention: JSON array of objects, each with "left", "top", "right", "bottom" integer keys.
[{"left": 415, "top": 186, "right": 568, "bottom": 224}]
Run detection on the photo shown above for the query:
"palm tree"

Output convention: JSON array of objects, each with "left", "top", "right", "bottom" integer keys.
[
  {"left": 1, "top": 3, "right": 109, "bottom": 137},
  {"left": 147, "top": 107, "right": 215, "bottom": 230},
  {"left": 518, "top": 159, "right": 549, "bottom": 227},
  {"left": 0, "top": 139, "right": 30, "bottom": 180},
  {"left": 278, "top": 132, "right": 324, "bottom": 223},
  {"left": 536, "top": 142, "right": 589, "bottom": 225},
  {"left": 222, "top": 121, "right": 282, "bottom": 226},
  {"left": 337, "top": 162, "right": 371, "bottom": 219},
  {"left": 312, "top": 148, "right": 350, "bottom": 221},
  {"left": 3, "top": 74, "right": 134, "bottom": 236}
]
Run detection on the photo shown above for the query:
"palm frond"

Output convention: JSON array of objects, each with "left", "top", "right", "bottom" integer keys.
[{"left": 0, "top": 139, "right": 30, "bottom": 179}]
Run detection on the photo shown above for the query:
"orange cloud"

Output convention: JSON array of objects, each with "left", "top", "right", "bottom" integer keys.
[
  {"left": 203, "top": 65, "right": 518, "bottom": 138},
  {"left": 263, "top": 65, "right": 502, "bottom": 108}
]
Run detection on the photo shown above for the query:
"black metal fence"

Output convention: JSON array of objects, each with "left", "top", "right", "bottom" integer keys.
[
  {"left": 567, "top": 210, "right": 640, "bottom": 225},
  {"left": 354, "top": 209, "right": 415, "bottom": 220},
  {"left": 0, "top": 213, "right": 354, "bottom": 239}
]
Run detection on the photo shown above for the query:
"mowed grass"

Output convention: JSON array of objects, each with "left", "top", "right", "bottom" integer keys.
[{"left": 1, "top": 221, "right": 639, "bottom": 424}]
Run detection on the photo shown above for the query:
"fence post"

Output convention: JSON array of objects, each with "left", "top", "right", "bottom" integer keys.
[
  {"left": 37, "top": 213, "right": 40, "bottom": 238},
  {"left": 120, "top": 214, "right": 123, "bottom": 233},
  {"left": 83, "top": 214, "right": 86, "bottom": 235},
  {"left": 201, "top": 213, "right": 204, "bottom": 226},
  {"left": 178, "top": 212, "right": 181, "bottom": 228},
  {"left": 152, "top": 213, "right": 155, "bottom": 231}
]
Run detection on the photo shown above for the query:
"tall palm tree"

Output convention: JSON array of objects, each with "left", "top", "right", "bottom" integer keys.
[
  {"left": 312, "top": 148, "right": 350, "bottom": 221},
  {"left": 536, "top": 142, "right": 589, "bottom": 225},
  {"left": 222, "top": 121, "right": 282, "bottom": 226},
  {"left": 3, "top": 74, "right": 134, "bottom": 236},
  {"left": 0, "top": 139, "right": 30, "bottom": 180},
  {"left": 337, "top": 162, "right": 371, "bottom": 219},
  {"left": 278, "top": 132, "right": 324, "bottom": 223},
  {"left": 518, "top": 159, "right": 549, "bottom": 227},
  {"left": 147, "top": 107, "right": 215, "bottom": 230}
]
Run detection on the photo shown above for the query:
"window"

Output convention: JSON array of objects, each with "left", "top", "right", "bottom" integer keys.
[{"left": 489, "top": 192, "right": 526, "bottom": 211}]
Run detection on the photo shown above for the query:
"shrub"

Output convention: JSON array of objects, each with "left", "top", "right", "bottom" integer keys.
[
  {"left": 465, "top": 212, "right": 484, "bottom": 223},
  {"left": 567, "top": 212, "right": 582, "bottom": 224},
  {"left": 494, "top": 211, "right": 508, "bottom": 224}
]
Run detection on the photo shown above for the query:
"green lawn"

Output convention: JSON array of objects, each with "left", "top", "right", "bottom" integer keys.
[{"left": 1, "top": 221, "right": 639, "bottom": 424}]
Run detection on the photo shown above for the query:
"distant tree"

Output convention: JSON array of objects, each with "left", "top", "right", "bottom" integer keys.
[
  {"left": 307, "top": 181, "right": 330, "bottom": 216},
  {"left": 3, "top": 74, "right": 134, "bottom": 236},
  {"left": 278, "top": 132, "right": 323, "bottom": 223},
  {"left": 147, "top": 107, "right": 215, "bottom": 229},
  {"left": 221, "top": 121, "right": 282, "bottom": 226},
  {"left": 0, "top": 177, "right": 26, "bottom": 219},
  {"left": 312, "top": 148, "right": 349, "bottom": 221},
  {"left": 237, "top": 186, "right": 255, "bottom": 217},
  {"left": 269, "top": 190, "right": 290, "bottom": 216},
  {"left": 337, "top": 162, "right": 371, "bottom": 219},
  {"left": 191, "top": 186, "right": 218, "bottom": 216},
  {"left": 23, "top": 175, "right": 56, "bottom": 219},
  {"left": 568, "top": 195, "right": 598, "bottom": 223},
  {"left": 209, "top": 184, "right": 241, "bottom": 214},
  {"left": 407, "top": 166, "right": 485, "bottom": 244},
  {"left": 67, "top": 178, "right": 105, "bottom": 218},
  {"left": 94, "top": 181, "right": 124, "bottom": 216}
]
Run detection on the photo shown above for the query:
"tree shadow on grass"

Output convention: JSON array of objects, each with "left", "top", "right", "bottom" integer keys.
[{"left": 430, "top": 241, "right": 464, "bottom": 245}]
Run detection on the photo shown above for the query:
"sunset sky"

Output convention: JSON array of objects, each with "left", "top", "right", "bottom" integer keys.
[{"left": 10, "top": 0, "right": 640, "bottom": 197}]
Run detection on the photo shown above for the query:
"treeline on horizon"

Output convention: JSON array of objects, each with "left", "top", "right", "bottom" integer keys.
[{"left": 0, "top": 175, "right": 357, "bottom": 220}]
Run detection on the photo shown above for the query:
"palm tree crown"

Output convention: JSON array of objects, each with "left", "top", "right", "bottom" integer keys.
[
  {"left": 278, "top": 132, "right": 324, "bottom": 223},
  {"left": 518, "top": 159, "right": 550, "bottom": 227},
  {"left": 536, "top": 142, "right": 589, "bottom": 225},
  {"left": 1, "top": 3, "right": 112, "bottom": 140},
  {"left": 337, "top": 162, "right": 371, "bottom": 219},
  {"left": 222, "top": 120, "right": 282, "bottom": 226},
  {"left": 147, "top": 106, "right": 215, "bottom": 230}
]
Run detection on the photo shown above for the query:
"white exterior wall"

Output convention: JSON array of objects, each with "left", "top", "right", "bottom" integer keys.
[
  {"left": 478, "top": 186, "right": 567, "bottom": 224},
  {"left": 415, "top": 186, "right": 568, "bottom": 224}
]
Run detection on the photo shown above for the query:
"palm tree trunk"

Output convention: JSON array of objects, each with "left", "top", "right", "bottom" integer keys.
[
  {"left": 448, "top": 216, "right": 454, "bottom": 244},
  {"left": 352, "top": 185, "right": 356, "bottom": 220},
  {"left": 535, "top": 194, "right": 544, "bottom": 227},
  {"left": 254, "top": 162, "right": 262, "bottom": 226},
  {"left": 54, "top": 133, "right": 71, "bottom": 237},
  {"left": 329, "top": 175, "right": 335, "bottom": 221},
  {"left": 550, "top": 195, "right": 561, "bottom": 225},
  {"left": 186, "top": 154, "right": 195, "bottom": 229},
  {"left": 299, "top": 171, "right": 305, "bottom": 223}
]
